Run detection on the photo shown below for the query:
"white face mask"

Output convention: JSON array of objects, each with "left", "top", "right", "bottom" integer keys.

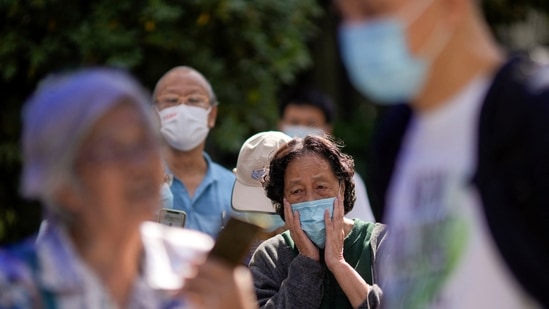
[
  {"left": 158, "top": 104, "right": 211, "bottom": 151},
  {"left": 282, "top": 125, "right": 325, "bottom": 138}
]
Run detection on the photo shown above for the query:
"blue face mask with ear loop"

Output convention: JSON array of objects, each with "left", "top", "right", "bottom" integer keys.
[
  {"left": 338, "top": 0, "right": 438, "bottom": 104},
  {"left": 290, "top": 184, "right": 342, "bottom": 248},
  {"left": 282, "top": 125, "right": 325, "bottom": 139},
  {"left": 242, "top": 212, "right": 287, "bottom": 233},
  {"left": 266, "top": 214, "right": 286, "bottom": 232}
]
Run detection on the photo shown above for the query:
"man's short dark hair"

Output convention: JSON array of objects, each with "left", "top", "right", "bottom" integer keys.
[{"left": 279, "top": 86, "right": 336, "bottom": 124}]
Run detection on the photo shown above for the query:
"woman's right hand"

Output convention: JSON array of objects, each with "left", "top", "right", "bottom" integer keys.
[{"left": 283, "top": 198, "right": 319, "bottom": 261}]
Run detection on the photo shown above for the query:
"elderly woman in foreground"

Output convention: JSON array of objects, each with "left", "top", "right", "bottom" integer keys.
[
  {"left": 0, "top": 68, "right": 257, "bottom": 309},
  {"left": 249, "top": 135, "right": 387, "bottom": 309}
]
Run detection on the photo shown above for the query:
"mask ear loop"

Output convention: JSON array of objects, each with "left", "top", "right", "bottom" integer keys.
[
  {"left": 418, "top": 22, "right": 453, "bottom": 63},
  {"left": 399, "top": 0, "right": 453, "bottom": 62}
]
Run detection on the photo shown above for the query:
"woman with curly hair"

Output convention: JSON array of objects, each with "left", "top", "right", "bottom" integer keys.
[{"left": 249, "top": 135, "right": 387, "bottom": 309}]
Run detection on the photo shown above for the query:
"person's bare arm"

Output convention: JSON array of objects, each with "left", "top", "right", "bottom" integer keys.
[
  {"left": 324, "top": 194, "right": 371, "bottom": 308},
  {"left": 181, "top": 258, "right": 258, "bottom": 309}
]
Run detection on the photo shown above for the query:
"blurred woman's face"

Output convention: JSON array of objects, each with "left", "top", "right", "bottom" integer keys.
[
  {"left": 283, "top": 153, "right": 340, "bottom": 204},
  {"left": 69, "top": 101, "right": 163, "bottom": 235}
]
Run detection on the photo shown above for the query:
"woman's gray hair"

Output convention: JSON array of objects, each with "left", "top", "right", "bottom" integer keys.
[{"left": 20, "top": 67, "right": 155, "bottom": 208}]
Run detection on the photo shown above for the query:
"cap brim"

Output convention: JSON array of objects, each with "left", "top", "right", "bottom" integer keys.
[{"left": 231, "top": 179, "right": 276, "bottom": 213}]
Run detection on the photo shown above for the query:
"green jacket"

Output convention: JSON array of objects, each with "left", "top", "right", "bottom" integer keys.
[{"left": 249, "top": 219, "right": 387, "bottom": 309}]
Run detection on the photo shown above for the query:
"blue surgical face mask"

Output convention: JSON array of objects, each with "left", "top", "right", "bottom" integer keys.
[
  {"left": 282, "top": 125, "right": 325, "bottom": 139},
  {"left": 291, "top": 197, "right": 335, "bottom": 248},
  {"left": 242, "top": 212, "right": 286, "bottom": 233},
  {"left": 338, "top": 0, "right": 443, "bottom": 104},
  {"left": 266, "top": 214, "right": 286, "bottom": 232}
]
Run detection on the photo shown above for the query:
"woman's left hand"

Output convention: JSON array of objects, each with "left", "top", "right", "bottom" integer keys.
[{"left": 324, "top": 191, "right": 346, "bottom": 271}]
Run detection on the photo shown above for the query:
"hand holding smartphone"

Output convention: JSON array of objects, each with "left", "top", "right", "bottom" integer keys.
[{"left": 156, "top": 208, "right": 187, "bottom": 228}]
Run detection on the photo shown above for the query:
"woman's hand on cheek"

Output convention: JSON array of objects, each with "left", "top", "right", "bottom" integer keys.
[
  {"left": 324, "top": 194, "right": 345, "bottom": 270},
  {"left": 284, "top": 198, "right": 319, "bottom": 261}
]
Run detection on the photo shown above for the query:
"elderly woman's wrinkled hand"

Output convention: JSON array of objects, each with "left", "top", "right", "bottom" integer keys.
[
  {"left": 324, "top": 192, "right": 346, "bottom": 271},
  {"left": 284, "top": 198, "right": 320, "bottom": 261}
]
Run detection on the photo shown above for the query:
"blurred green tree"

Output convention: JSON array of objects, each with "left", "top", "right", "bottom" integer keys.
[
  {"left": 1, "top": 0, "right": 548, "bottom": 244},
  {"left": 0, "top": 0, "right": 322, "bottom": 244}
]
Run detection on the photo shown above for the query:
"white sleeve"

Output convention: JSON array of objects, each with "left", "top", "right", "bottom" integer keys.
[{"left": 346, "top": 173, "right": 375, "bottom": 222}]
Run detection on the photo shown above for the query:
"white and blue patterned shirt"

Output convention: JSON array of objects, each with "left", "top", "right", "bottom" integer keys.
[{"left": 0, "top": 220, "right": 214, "bottom": 308}]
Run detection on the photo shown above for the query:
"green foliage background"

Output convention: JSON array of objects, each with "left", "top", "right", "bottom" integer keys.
[
  {"left": 0, "top": 0, "right": 323, "bottom": 244},
  {"left": 1, "top": 0, "right": 548, "bottom": 244}
]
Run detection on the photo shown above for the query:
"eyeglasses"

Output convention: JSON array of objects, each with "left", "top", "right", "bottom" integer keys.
[
  {"left": 77, "top": 138, "right": 160, "bottom": 166},
  {"left": 155, "top": 94, "right": 212, "bottom": 110}
]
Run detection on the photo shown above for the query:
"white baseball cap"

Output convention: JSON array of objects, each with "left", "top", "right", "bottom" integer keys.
[{"left": 231, "top": 131, "right": 291, "bottom": 213}]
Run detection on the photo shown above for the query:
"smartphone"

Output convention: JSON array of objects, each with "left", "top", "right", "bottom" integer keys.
[
  {"left": 157, "top": 208, "right": 187, "bottom": 228},
  {"left": 208, "top": 216, "right": 262, "bottom": 267}
]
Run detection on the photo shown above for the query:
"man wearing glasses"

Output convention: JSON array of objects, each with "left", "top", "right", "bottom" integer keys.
[{"left": 153, "top": 66, "right": 235, "bottom": 238}]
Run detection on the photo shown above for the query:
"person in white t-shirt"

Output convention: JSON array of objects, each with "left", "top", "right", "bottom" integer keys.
[
  {"left": 278, "top": 86, "right": 375, "bottom": 223},
  {"left": 335, "top": 0, "right": 548, "bottom": 307}
]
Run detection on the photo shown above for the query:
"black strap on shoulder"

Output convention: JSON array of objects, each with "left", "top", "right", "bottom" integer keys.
[
  {"left": 474, "top": 51, "right": 549, "bottom": 307},
  {"left": 366, "top": 105, "right": 412, "bottom": 223}
]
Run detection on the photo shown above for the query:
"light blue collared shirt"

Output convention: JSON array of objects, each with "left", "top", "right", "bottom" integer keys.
[{"left": 168, "top": 152, "right": 236, "bottom": 238}]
